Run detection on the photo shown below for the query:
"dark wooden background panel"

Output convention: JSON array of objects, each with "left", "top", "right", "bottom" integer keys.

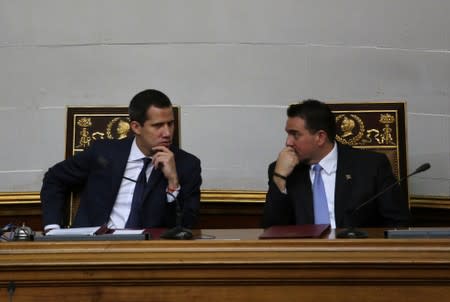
[{"left": 1, "top": 193, "right": 449, "bottom": 231}]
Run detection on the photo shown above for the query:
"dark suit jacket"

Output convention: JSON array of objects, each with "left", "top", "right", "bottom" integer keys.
[
  {"left": 262, "top": 143, "right": 410, "bottom": 228},
  {"left": 41, "top": 137, "right": 202, "bottom": 228}
]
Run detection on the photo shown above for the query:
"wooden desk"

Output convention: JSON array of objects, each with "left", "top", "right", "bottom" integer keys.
[{"left": 1, "top": 229, "right": 449, "bottom": 302}]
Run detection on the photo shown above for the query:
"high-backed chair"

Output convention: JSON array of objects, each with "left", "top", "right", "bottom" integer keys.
[
  {"left": 64, "top": 106, "right": 180, "bottom": 227},
  {"left": 329, "top": 102, "right": 408, "bottom": 202}
]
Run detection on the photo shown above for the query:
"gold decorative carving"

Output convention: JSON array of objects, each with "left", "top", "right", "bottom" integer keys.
[
  {"left": 106, "top": 117, "right": 131, "bottom": 140},
  {"left": 335, "top": 114, "right": 365, "bottom": 145},
  {"left": 336, "top": 112, "right": 397, "bottom": 147},
  {"left": 92, "top": 132, "right": 105, "bottom": 140},
  {"left": 75, "top": 118, "right": 92, "bottom": 148},
  {"left": 379, "top": 113, "right": 395, "bottom": 145},
  {"left": 77, "top": 117, "right": 92, "bottom": 128},
  {"left": 362, "top": 129, "right": 381, "bottom": 144}
]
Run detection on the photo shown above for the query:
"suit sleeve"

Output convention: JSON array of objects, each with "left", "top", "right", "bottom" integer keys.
[
  {"left": 262, "top": 162, "right": 295, "bottom": 228},
  {"left": 40, "top": 144, "right": 98, "bottom": 227},
  {"left": 176, "top": 156, "right": 202, "bottom": 228},
  {"left": 375, "top": 154, "right": 411, "bottom": 227}
]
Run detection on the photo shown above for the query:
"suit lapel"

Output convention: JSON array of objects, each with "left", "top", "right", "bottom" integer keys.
[{"left": 334, "top": 144, "right": 353, "bottom": 227}]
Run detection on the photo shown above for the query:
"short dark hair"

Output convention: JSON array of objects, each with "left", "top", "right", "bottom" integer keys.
[
  {"left": 128, "top": 89, "right": 172, "bottom": 125},
  {"left": 287, "top": 99, "right": 336, "bottom": 142}
]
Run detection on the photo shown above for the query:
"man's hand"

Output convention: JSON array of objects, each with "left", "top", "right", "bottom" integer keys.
[
  {"left": 273, "top": 147, "right": 299, "bottom": 191},
  {"left": 151, "top": 146, "right": 179, "bottom": 189}
]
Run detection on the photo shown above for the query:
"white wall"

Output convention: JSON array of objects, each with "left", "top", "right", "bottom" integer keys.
[{"left": 1, "top": 0, "right": 449, "bottom": 196}]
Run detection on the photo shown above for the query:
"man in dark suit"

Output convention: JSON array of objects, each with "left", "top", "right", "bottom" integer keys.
[
  {"left": 262, "top": 100, "right": 410, "bottom": 229},
  {"left": 41, "top": 89, "right": 201, "bottom": 231}
]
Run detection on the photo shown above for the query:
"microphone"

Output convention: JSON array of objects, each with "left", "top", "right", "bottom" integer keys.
[
  {"left": 160, "top": 192, "right": 193, "bottom": 240},
  {"left": 336, "top": 163, "right": 431, "bottom": 239},
  {"left": 8, "top": 281, "right": 15, "bottom": 302}
]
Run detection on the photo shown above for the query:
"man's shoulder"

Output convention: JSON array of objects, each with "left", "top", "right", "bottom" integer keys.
[
  {"left": 268, "top": 161, "right": 276, "bottom": 171},
  {"left": 96, "top": 137, "right": 133, "bottom": 147},
  {"left": 172, "top": 146, "right": 201, "bottom": 165},
  {"left": 337, "top": 143, "right": 386, "bottom": 161}
]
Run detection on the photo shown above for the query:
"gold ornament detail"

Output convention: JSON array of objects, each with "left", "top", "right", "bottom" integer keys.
[
  {"left": 335, "top": 114, "right": 365, "bottom": 145},
  {"left": 379, "top": 113, "right": 395, "bottom": 124},
  {"left": 379, "top": 113, "right": 395, "bottom": 145},
  {"left": 92, "top": 132, "right": 105, "bottom": 140},
  {"left": 75, "top": 128, "right": 91, "bottom": 148},
  {"left": 106, "top": 117, "right": 131, "bottom": 140},
  {"left": 362, "top": 129, "right": 381, "bottom": 144},
  {"left": 75, "top": 117, "right": 93, "bottom": 148},
  {"left": 77, "top": 117, "right": 92, "bottom": 128}
]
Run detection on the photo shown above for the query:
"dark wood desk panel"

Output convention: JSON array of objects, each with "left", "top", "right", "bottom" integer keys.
[{"left": 1, "top": 229, "right": 449, "bottom": 302}]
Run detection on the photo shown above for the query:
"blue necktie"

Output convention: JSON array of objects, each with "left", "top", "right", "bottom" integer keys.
[
  {"left": 312, "top": 164, "right": 330, "bottom": 224},
  {"left": 125, "top": 157, "right": 151, "bottom": 228}
]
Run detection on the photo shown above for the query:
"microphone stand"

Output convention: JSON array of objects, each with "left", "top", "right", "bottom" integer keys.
[
  {"left": 336, "top": 163, "right": 431, "bottom": 239},
  {"left": 160, "top": 192, "right": 193, "bottom": 240}
]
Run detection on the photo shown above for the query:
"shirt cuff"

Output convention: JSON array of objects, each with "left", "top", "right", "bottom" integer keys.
[
  {"left": 166, "top": 185, "right": 181, "bottom": 203},
  {"left": 44, "top": 224, "right": 61, "bottom": 232}
]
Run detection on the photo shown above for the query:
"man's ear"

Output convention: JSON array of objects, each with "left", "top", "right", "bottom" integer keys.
[
  {"left": 316, "top": 130, "right": 328, "bottom": 146},
  {"left": 130, "top": 120, "right": 142, "bottom": 135}
]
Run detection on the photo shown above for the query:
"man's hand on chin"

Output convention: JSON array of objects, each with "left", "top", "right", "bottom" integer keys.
[{"left": 151, "top": 146, "right": 179, "bottom": 188}]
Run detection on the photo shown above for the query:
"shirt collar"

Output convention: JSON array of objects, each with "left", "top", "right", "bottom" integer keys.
[
  {"left": 128, "top": 137, "right": 148, "bottom": 162},
  {"left": 313, "top": 143, "right": 338, "bottom": 174}
]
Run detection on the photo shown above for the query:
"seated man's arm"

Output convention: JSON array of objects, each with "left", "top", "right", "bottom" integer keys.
[
  {"left": 40, "top": 144, "right": 97, "bottom": 228},
  {"left": 262, "top": 162, "right": 295, "bottom": 228},
  {"left": 171, "top": 154, "right": 202, "bottom": 228}
]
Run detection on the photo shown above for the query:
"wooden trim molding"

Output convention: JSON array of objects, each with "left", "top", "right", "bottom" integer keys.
[
  {"left": 0, "top": 192, "right": 40, "bottom": 204},
  {"left": 1, "top": 191, "right": 449, "bottom": 208},
  {"left": 200, "top": 190, "right": 266, "bottom": 203},
  {"left": 411, "top": 195, "right": 450, "bottom": 209}
]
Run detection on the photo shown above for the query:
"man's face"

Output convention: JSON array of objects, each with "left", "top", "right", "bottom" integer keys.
[
  {"left": 285, "top": 116, "right": 321, "bottom": 164},
  {"left": 132, "top": 106, "right": 174, "bottom": 156}
]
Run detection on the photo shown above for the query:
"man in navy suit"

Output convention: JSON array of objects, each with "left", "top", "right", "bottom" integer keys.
[
  {"left": 41, "top": 89, "right": 201, "bottom": 231},
  {"left": 262, "top": 100, "right": 410, "bottom": 229}
]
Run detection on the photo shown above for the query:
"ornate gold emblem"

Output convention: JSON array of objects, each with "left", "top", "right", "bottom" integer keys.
[
  {"left": 335, "top": 114, "right": 365, "bottom": 145},
  {"left": 106, "top": 117, "right": 131, "bottom": 140},
  {"left": 77, "top": 117, "right": 92, "bottom": 128},
  {"left": 75, "top": 117, "right": 92, "bottom": 148},
  {"left": 92, "top": 132, "right": 105, "bottom": 140},
  {"left": 360, "top": 113, "right": 396, "bottom": 145},
  {"left": 379, "top": 113, "right": 395, "bottom": 145}
]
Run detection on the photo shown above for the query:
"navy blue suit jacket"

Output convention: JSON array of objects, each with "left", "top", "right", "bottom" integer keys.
[
  {"left": 262, "top": 143, "right": 410, "bottom": 228},
  {"left": 41, "top": 137, "right": 201, "bottom": 228}
]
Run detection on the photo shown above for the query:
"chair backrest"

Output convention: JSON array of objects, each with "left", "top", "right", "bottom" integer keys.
[
  {"left": 328, "top": 102, "right": 408, "bottom": 203},
  {"left": 64, "top": 106, "right": 180, "bottom": 227}
]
